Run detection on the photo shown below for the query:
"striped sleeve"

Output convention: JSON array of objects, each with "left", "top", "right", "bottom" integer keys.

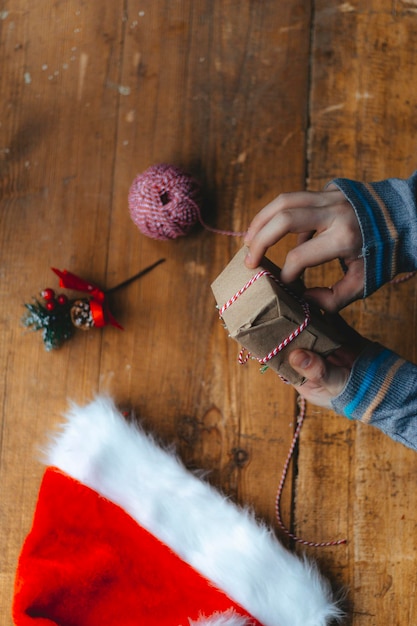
[
  {"left": 330, "top": 172, "right": 417, "bottom": 297},
  {"left": 331, "top": 343, "right": 417, "bottom": 451}
]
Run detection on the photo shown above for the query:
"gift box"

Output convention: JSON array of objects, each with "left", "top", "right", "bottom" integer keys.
[{"left": 211, "top": 247, "right": 341, "bottom": 385}]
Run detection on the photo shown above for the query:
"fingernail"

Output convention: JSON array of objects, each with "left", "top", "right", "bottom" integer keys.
[
  {"left": 290, "top": 350, "right": 311, "bottom": 370},
  {"left": 244, "top": 251, "right": 252, "bottom": 266}
]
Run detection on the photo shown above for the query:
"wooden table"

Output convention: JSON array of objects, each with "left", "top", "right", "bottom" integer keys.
[{"left": 1, "top": 1, "right": 416, "bottom": 623}]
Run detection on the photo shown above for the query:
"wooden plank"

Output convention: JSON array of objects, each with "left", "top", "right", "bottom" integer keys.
[
  {"left": 0, "top": 1, "right": 125, "bottom": 621},
  {"left": 300, "top": 2, "right": 417, "bottom": 624}
]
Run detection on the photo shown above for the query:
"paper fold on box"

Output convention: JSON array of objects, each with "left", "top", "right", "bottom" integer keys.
[{"left": 211, "top": 247, "right": 341, "bottom": 385}]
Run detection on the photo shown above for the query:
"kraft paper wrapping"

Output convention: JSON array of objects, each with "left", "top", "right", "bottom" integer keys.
[{"left": 211, "top": 247, "right": 341, "bottom": 385}]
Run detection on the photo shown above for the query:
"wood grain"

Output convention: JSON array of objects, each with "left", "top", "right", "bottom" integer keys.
[
  {"left": 300, "top": 2, "right": 417, "bottom": 624},
  {"left": 1, "top": 1, "right": 416, "bottom": 624}
]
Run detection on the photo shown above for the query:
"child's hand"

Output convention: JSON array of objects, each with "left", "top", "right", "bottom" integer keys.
[
  {"left": 244, "top": 186, "right": 364, "bottom": 312},
  {"left": 288, "top": 348, "right": 352, "bottom": 408},
  {"left": 287, "top": 314, "right": 370, "bottom": 408}
]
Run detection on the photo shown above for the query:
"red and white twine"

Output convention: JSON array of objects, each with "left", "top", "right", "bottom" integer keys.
[
  {"left": 275, "top": 397, "right": 347, "bottom": 548},
  {"left": 219, "top": 270, "right": 311, "bottom": 367}
]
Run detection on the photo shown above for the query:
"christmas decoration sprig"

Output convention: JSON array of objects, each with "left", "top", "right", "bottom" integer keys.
[{"left": 23, "top": 259, "right": 165, "bottom": 351}]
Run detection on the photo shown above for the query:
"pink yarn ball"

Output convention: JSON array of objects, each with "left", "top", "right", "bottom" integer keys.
[{"left": 128, "top": 163, "right": 201, "bottom": 241}]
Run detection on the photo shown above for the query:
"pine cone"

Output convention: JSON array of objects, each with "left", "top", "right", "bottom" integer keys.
[{"left": 70, "top": 299, "right": 94, "bottom": 330}]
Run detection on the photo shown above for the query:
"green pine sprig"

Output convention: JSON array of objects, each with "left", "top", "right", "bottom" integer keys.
[{"left": 22, "top": 299, "right": 74, "bottom": 351}]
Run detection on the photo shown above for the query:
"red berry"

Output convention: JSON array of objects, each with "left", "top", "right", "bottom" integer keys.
[
  {"left": 57, "top": 294, "right": 68, "bottom": 306},
  {"left": 46, "top": 300, "right": 56, "bottom": 311},
  {"left": 42, "top": 288, "right": 55, "bottom": 301}
]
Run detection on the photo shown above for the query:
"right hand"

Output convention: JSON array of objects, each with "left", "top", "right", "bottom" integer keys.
[{"left": 244, "top": 185, "right": 364, "bottom": 312}]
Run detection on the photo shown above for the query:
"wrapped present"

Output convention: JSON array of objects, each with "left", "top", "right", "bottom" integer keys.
[{"left": 211, "top": 247, "right": 342, "bottom": 385}]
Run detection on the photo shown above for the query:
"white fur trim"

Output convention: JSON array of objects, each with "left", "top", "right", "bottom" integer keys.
[
  {"left": 188, "top": 609, "right": 255, "bottom": 625},
  {"left": 45, "top": 397, "right": 342, "bottom": 626}
]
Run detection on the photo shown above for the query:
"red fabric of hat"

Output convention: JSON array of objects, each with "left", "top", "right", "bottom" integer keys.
[{"left": 14, "top": 468, "right": 254, "bottom": 626}]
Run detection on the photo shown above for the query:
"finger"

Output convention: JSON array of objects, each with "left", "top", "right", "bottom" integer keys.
[
  {"left": 297, "top": 231, "right": 315, "bottom": 245},
  {"left": 304, "top": 263, "right": 364, "bottom": 312},
  {"left": 245, "top": 192, "right": 322, "bottom": 238},
  {"left": 289, "top": 349, "right": 348, "bottom": 396},
  {"left": 245, "top": 208, "right": 331, "bottom": 269},
  {"left": 279, "top": 233, "right": 350, "bottom": 283},
  {"left": 245, "top": 189, "right": 346, "bottom": 242},
  {"left": 244, "top": 191, "right": 336, "bottom": 249}
]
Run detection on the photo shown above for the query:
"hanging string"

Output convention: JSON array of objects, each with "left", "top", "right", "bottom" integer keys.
[
  {"left": 128, "top": 163, "right": 245, "bottom": 241},
  {"left": 275, "top": 396, "right": 347, "bottom": 548}
]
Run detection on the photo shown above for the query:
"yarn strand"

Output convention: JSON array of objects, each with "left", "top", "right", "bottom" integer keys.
[
  {"left": 275, "top": 397, "right": 347, "bottom": 548},
  {"left": 188, "top": 198, "right": 246, "bottom": 238}
]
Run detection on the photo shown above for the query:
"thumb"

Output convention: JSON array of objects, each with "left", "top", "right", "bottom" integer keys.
[{"left": 289, "top": 349, "right": 348, "bottom": 396}]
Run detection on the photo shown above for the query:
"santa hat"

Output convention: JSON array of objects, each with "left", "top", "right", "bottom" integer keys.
[{"left": 13, "top": 396, "right": 342, "bottom": 626}]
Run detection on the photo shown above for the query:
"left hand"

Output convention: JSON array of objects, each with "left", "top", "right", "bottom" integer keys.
[
  {"left": 289, "top": 348, "right": 352, "bottom": 408},
  {"left": 288, "top": 314, "right": 370, "bottom": 408}
]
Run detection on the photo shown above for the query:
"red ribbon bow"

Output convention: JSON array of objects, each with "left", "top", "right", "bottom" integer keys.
[{"left": 51, "top": 268, "right": 123, "bottom": 330}]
